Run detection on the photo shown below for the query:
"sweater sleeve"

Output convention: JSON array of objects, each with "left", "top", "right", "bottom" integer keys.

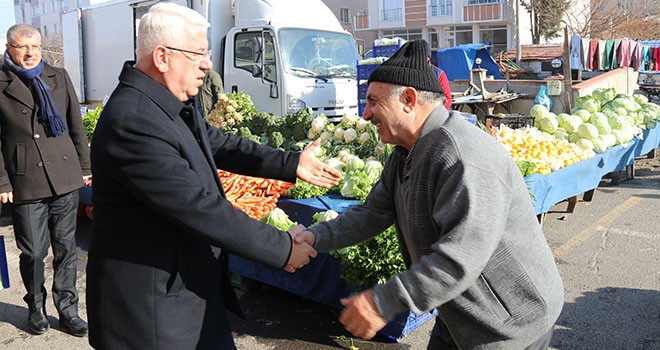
[{"left": 438, "top": 70, "right": 452, "bottom": 110}]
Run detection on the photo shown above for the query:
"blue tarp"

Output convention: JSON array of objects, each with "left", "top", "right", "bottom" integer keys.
[{"left": 436, "top": 43, "right": 503, "bottom": 81}]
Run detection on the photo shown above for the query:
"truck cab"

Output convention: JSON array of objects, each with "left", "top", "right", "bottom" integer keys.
[{"left": 199, "top": 0, "right": 359, "bottom": 119}]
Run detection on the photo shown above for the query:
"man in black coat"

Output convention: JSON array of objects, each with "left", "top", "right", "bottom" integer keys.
[
  {"left": 0, "top": 24, "right": 90, "bottom": 336},
  {"left": 86, "top": 3, "right": 340, "bottom": 349}
]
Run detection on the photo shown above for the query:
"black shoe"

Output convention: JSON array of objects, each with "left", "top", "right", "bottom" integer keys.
[
  {"left": 27, "top": 307, "right": 50, "bottom": 335},
  {"left": 60, "top": 316, "right": 88, "bottom": 337}
]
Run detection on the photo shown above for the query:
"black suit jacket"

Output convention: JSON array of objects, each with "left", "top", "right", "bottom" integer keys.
[
  {"left": 0, "top": 61, "right": 90, "bottom": 201},
  {"left": 86, "top": 62, "right": 301, "bottom": 349}
]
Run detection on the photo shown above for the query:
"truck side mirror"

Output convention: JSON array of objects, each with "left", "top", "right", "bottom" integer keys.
[{"left": 251, "top": 64, "right": 262, "bottom": 77}]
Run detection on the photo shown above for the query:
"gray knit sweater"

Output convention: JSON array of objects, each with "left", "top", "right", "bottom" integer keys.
[{"left": 309, "top": 107, "right": 564, "bottom": 349}]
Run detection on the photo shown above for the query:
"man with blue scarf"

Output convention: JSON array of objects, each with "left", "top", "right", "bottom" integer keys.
[{"left": 0, "top": 24, "right": 90, "bottom": 337}]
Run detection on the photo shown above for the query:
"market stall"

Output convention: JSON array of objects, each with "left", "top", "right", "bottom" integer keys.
[{"left": 525, "top": 124, "right": 660, "bottom": 215}]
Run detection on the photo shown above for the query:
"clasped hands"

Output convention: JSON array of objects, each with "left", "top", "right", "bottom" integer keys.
[
  {"left": 284, "top": 225, "right": 388, "bottom": 340},
  {"left": 283, "top": 224, "right": 317, "bottom": 273}
]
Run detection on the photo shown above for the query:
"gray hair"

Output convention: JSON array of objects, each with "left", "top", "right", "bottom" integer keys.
[
  {"left": 6, "top": 24, "right": 40, "bottom": 45},
  {"left": 388, "top": 85, "right": 445, "bottom": 105},
  {"left": 136, "top": 2, "right": 209, "bottom": 62}
]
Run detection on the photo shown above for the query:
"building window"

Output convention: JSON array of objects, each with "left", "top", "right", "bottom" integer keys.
[
  {"left": 446, "top": 26, "right": 473, "bottom": 47},
  {"left": 468, "top": 0, "right": 501, "bottom": 4},
  {"left": 429, "top": 0, "right": 452, "bottom": 17},
  {"left": 479, "top": 25, "right": 507, "bottom": 55},
  {"left": 42, "top": 3, "right": 47, "bottom": 13},
  {"left": 61, "top": 0, "right": 68, "bottom": 10},
  {"left": 52, "top": 1, "right": 58, "bottom": 12},
  {"left": 382, "top": 0, "right": 402, "bottom": 21},
  {"left": 33, "top": 5, "right": 40, "bottom": 16},
  {"left": 382, "top": 28, "right": 422, "bottom": 43},
  {"left": 54, "top": 23, "right": 58, "bottom": 34},
  {"left": 43, "top": 26, "right": 49, "bottom": 37},
  {"left": 339, "top": 8, "right": 350, "bottom": 23}
]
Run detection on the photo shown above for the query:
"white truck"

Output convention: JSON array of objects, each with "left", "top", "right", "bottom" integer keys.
[{"left": 62, "top": 0, "right": 360, "bottom": 118}]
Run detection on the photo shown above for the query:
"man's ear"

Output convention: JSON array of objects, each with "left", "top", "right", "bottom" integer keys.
[
  {"left": 153, "top": 46, "right": 169, "bottom": 73},
  {"left": 402, "top": 87, "right": 417, "bottom": 113}
]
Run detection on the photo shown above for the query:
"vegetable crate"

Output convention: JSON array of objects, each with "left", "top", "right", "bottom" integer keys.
[
  {"left": 485, "top": 113, "right": 533, "bottom": 136},
  {"left": 373, "top": 45, "right": 401, "bottom": 58},
  {"left": 358, "top": 83, "right": 368, "bottom": 99},
  {"left": 381, "top": 308, "right": 438, "bottom": 342},
  {"left": 357, "top": 64, "right": 380, "bottom": 80}
]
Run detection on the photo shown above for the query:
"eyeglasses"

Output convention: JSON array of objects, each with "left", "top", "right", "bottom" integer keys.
[
  {"left": 164, "top": 46, "right": 212, "bottom": 62},
  {"left": 9, "top": 44, "right": 42, "bottom": 52}
]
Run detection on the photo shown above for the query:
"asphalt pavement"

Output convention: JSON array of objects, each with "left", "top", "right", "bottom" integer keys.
[{"left": 0, "top": 149, "right": 658, "bottom": 350}]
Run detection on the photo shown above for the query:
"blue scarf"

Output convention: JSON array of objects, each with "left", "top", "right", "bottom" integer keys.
[{"left": 3, "top": 52, "right": 68, "bottom": 137}]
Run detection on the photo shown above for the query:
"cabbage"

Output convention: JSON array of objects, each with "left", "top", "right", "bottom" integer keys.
[
  {"left": 601, "top": 134, "right": 617, "bottom": 148},
  {"left": 610, "top": 96, "right": 641, "bottom": 112},
  {"left": 537, "top": 114, "right": 559, "bottom": 134},
  {"left": 554, "top": 128, "right": 569, "bottom": 141},
  {"left": 633, "top": 93, "right": 649, "bottom": 106},
  {"left": 568, "top": 132, "right": 581, "bottom": 143},
  {"left": 530, "top": 104, "right": 550, "bottom": 122},
  {"left": 312, "top": 210, "right": 339, "bottom": 225},
  {"left": 576, "top": 96, "right": 600, "bottom": 114},
  {"left": 611, "top": 129, "right": 630, "bottom": 146},
  {"left": 563, "top": 115, "right": 583, "bottom": 134},
  {"left": 592, "top": 88, "right": 616, "bottom": 106},
  {"left": 574, "top": 109, "right": 592, "bottom": 122},
  {"left": 589, "top": 112, "right": 612, "bottom": 134},
  {"left": 607, "top": 114, "right": 627, "bottom": 130},
  {"left": 575, "top": 138, "right": 594, "bottom": 151},
  {"left": 363, "top": 160, "right": 384, "bottom": 182},
  {"left": 591, "top": 136, "right": 609, "bottom": 153},
  {"left": 556, "top": 113, "right": 571, "bottom": 128},
  {"left": 578, "top": 123, "right": 599, "bottom": 140},
  {"left": 344, "top": 155, "right": 365, "bottom": 172},
  {"left": 260, "top": 208, "right": 297, "bottom": 231}
]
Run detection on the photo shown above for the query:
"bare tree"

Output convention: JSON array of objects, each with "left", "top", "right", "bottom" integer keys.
[
  {"left": 564, "top": 0, "right": 660, "bottom": 40},
  {"left": 41, "top": 35, "right": 64, "bottom": 68}
]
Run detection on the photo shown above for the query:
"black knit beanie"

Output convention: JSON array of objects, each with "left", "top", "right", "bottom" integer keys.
[{"left": 368, "top": 40, "right": 443, "bottom": 93}]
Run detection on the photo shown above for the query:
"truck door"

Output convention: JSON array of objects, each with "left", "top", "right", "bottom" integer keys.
[{"left": 228, "top": 30, "right": 280, "bottom": 114}]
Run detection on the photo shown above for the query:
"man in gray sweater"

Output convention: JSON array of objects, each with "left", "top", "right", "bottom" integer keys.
[{"left": 295, "top": 40, "right": 564, "bottom": 349}]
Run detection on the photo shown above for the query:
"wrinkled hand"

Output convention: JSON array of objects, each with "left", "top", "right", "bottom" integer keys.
[
  {"left": 284, "top": 225, "right": 317, "bottom": 273},
  {"left": 339, "top": 290, "right": 387, "bottom": 340},
  {"left": 293, "top": 229, "right": 316, "bottom": 246},
  {"left": 0, "top": 192, "right": 13, "bottom": 204},
  {"left": 297, "top": 139, "right": 341, "bottom": 189}
]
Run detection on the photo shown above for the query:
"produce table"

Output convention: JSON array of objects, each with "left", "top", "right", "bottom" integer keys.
[
  {"left": 525, "top": 126, "right": 660, "bottom": 215},
  {"left": 229, "top": 193, "right": 438, "bottom": 341}
]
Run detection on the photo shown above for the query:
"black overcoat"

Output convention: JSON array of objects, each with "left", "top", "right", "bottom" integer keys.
[
  {"left": 87, "top": 62, "right": 299, "bottom": 349},
  {"left": 0, "top": 62, "right": 90, "bottom": 201}
]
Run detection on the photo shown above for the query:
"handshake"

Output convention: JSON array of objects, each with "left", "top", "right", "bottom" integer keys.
[{"left": 283, "top": 224, "right": 317, "bottom": 273}]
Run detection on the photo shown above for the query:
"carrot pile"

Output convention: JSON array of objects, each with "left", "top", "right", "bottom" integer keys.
[{"left": 218, "top": 170, "right": 294, "bottom": 219}]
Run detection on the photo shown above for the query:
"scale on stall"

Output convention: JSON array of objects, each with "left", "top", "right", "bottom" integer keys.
[
  {"left": 452, "top": 58, "right": 520, "bottom": 118},
  {"left": 637, "top": 71, "right": 660, "bottom": 104}
]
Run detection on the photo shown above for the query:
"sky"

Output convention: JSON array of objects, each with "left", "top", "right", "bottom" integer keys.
[{"left": 0, "top": 0, "right": 16, "bottom": 50}]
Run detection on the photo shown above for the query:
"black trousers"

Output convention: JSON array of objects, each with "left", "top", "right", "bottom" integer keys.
[
  {"left": 427, "top": 317, "right": 554, "bottom": 349},
  {"left": 12, "top": 190, "right": 80, "bottom": 319}
]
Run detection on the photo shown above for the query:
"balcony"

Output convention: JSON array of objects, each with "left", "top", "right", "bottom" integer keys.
[
  {"left": 463, "top": 2, "right": 502, "bottom": 22},
  {"left": 355, "top": 12, "right": 369, "bottom": 30}
]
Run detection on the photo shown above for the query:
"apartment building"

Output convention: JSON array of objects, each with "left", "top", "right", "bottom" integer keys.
[
  {"left": 13, "top": 0, "right": 108, "bottom": 40},
  {"left": 321, "top": 0, "right": 379, "bottom": 56},
  {"left": 352, "top": 0, "right": 535, "bottom": 56}
]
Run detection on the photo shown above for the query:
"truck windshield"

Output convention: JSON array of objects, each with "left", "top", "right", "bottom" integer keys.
[{"left": 279, "top": 28, "right": 358, "bottom": 79}]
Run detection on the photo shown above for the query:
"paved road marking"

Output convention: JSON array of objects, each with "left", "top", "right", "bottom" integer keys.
[
  {"left": 596, "top": 226, "right": 660, "bottom": 241},
  {"left": 553, "top": 196, "right": 642, "bottom": 258}
]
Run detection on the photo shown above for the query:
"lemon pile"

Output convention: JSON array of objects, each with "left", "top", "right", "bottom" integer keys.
[{"left": 495, "top": 126, "right": 595, "bottom": 175}]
